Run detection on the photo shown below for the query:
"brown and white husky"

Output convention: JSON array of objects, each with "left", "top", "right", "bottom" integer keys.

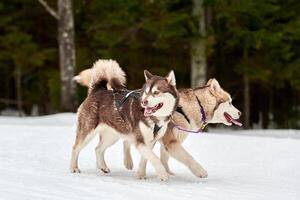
[
  {"left": 73, "top": 66, "right": 242, "bottom": 179},
  {"left": 124, "top": 78, "right": 242, "bottom": 179},
  {"left": 70, "top": 59, "right": 178, "bottom": 181}
]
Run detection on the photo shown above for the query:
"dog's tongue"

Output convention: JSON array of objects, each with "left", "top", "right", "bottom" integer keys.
[
  {"left": 224, "top": 112, "right": 243, "bottom": 127},
  {"left": 231, "top": 118, "right": 242, "bottom": 126}
]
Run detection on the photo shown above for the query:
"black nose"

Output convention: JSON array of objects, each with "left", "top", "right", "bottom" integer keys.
[
  {"left": 142, "top": 100, "right": 148, "bottom": 106},
  {"left": 238, "top": 111, "right": 242, "bottom": 116}
]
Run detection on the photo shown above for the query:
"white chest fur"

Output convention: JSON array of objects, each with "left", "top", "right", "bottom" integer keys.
[{"left": 139, "top": 120, "right": 168, "bottom": 145}]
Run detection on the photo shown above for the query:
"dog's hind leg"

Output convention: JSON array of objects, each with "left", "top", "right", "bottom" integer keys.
[
  {"left": 95, "top": 131, "right": 119, "bottom": 173},
  {"left": 70, "top": 129, "right": 98, "bottom": 173},
  {"left": 166, "top": 142, "right": 208, "bottom": 178},
  {"left": 123, "top": 141, "right": 133, "bottom": 170}
]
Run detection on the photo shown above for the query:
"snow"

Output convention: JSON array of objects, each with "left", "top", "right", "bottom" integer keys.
[{"left": 0, "top": 113, "right": 299, "bottom": 200}]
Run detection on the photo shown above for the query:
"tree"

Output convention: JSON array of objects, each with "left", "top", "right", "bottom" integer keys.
[
  {"left": 38, "top": 0, "right": 77, "bottom": 112},
  {"left": 191, "top": 0, "right": 207, "bottom": 87}
]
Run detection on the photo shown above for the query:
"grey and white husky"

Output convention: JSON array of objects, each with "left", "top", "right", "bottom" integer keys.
[{"left": 70, "top": 59, "right": 178, "bottom": 181}]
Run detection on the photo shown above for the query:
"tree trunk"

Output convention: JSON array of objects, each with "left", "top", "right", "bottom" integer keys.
[
  {"left": 243, "top": 49, "right": 250, "bottom": 129},
  {"left": 191, "top": 0, "right": 207, "bottom": 87},
  {"left": 16, "top": 66, "right": 22, "bottom": 116},
  {"left": 58, "top": 0, "right": 77, "bottom": 112}
]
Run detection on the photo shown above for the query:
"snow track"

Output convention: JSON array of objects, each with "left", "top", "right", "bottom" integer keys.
[{"left": 0, "top": 114, "right": 299, "bottom": 200}]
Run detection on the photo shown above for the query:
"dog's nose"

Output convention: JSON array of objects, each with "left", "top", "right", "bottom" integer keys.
[
  {"left": 142, "top": 100, "right": 148, "bottom": 106},
  {"left": 238, "top": 111, "right": 242, "bottom": 116}
]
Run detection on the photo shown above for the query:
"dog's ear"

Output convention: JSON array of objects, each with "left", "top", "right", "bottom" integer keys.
[
  {"left": 166, "top": 70, "right": 176, "bottom": 86},
  {"left": 206, "top": 78, "right": 213, "bottom": 86},
  {"left": 208, "top": 78, "right": 221, "bottom": 93},
  {"left": 144, "top": 70, "right": 153, "bottom": 81}
]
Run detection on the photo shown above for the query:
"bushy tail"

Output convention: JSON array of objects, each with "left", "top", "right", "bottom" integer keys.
[{"left": 89, "top": 59, "right": 126, "bottom": 93}]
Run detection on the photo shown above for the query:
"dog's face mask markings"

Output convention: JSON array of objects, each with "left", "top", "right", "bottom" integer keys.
[
  {"left": 206, "top": 79, "right": 242, "bottom": 126},
  {"left": 141, "top": 70, "right": 177, "bottom": 117},
  {"left": 213, "top": 100, "right": 242, "bottom": 126}
]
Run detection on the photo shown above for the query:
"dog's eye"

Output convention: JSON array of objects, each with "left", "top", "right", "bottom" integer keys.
[{"left": 153, "top": 91, "right": 159, "bottom": 95}]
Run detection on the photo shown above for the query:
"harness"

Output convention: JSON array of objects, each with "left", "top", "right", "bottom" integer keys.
[
  {"left": 113, "top": 89, "right": 162, "bottom": 136},
  {"left": 114, "top": 89, "right": 141, "bottom": 110},
  {"left": 114, "top": 90, "right": 207, "bottom": 135},
  {"left": 173, "top": 96, "right": 207, "bottom": 134}
]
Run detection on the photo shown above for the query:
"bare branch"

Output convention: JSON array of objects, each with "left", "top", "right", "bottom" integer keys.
[{"left": 38, "top": 0, "right": 59, "bottom": 20}]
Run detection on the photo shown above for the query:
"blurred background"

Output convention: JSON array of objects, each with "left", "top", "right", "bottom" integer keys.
[{"left": 0, "top": 0, "right": 299, "bottom": 129}]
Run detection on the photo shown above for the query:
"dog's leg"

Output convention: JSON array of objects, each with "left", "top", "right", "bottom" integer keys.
[
  {"left": 70, "top": 130, "right": 97, "bottom": 173},
  {"left": 167, "top": 142, "right": 208, "bottom": 178},
  {"left": 137, "top": 142, "right": 156, "bottom": 179},
  {"left": 123, "top": 141, "right": 133, "bottom": 170},
  {"left": 160, "top": 145, "right": 175, "bottom": 175},
  {"left": 137, "top": 157, "right": 147, "bottom": 179},
  {"left": 95, "top": 131, "right": 119, "bottom": 173},
  {"left": 136, "top": 144, "right": 169, "bottom": 181}
]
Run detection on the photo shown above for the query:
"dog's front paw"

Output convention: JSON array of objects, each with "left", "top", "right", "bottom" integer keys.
[
  {"left": 137, "top": 174, "right": 147, "bottom": 180},
  {"left": 100, "top": 167, "right": 111, "bottom": 174},
  {"left": 70, "top": 167, "right": 81, "bottom": 173},
  {"left": 137, "top": 170, "right": 146, "bottom": 179},
  {"left": 124, "top": 157, "right": 133, "bottom": 170},
  {"left": 157, "top": 171, "right": 169, "bottom": 181}
]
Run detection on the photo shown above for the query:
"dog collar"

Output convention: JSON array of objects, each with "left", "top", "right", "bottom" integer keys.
[{"left": 196, "top": 96, "right": 207, "bottom": 123}]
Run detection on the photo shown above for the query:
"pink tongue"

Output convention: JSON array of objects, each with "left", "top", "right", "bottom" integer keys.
[{"left": 231, "top": 118, "right": 242, "bottom": 127}]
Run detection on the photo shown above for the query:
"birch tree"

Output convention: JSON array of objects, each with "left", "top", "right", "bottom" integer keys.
[
  {"left": 38, "top": 0, "right": 77, "bottom": 111},
  {"left": 191, "top": 0, "right": 207, "bottom": 87}
]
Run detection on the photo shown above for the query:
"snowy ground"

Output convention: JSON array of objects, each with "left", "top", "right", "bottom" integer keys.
[{"left": 0, "top": 113, "right": 299, "bottom": 200}]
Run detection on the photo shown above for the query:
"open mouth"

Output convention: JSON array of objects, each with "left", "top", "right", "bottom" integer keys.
[
  {"left": 143, "top": 103, "right": 164, "bottom": 117},
  {"left": 224, "top": 112, "right": 242, "bottom": 126}
]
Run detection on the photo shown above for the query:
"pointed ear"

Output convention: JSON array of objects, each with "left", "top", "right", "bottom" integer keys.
[
  {"left": 166, "top": 70, "right": 176, "bottom": 86},
  {"left": 206, "top": 78, "right": 213, "bottom": 86},
  {"left": 209, "top": 78, "right": 221, "bottom": 92},
  {"left": 144, "top": 70, "right": 153, "bottom": 81}
]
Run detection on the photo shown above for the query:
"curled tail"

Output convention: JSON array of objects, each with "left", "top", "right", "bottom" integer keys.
[{"left": 89, "top": 59, "right": 126, "bottom": 93}]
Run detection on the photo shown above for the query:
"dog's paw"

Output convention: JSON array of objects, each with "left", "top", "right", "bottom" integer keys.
[
  {"left": 194, "top": 167, "right": 208, "bottom": 178},
  {"left": 124, "top": 157, "right": 133, "bottom": 170},
  {"left": 100, "top": 167, "right": 111, "bottom": 174},
  {"left": 137, "top": 174, "right": 147, "bottom": 180},
  {"left": 167, "top": 170, "right": 175, "bottom": 176},
  {"left": 137, "top": 170, "right": 146, "bottom": 180},
  {"left": 157, "top": 171, "right": 169, "bottom": 181},
  {"left": 70, "top": 167, "right": 81, "bottom": 173}
]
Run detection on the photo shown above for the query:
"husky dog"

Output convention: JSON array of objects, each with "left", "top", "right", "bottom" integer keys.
[
  {"left": 70, "top": 59, "right": 178, "bottom": 181},
  {"left": 73, "top": 67, "right": 242, "bottom": 179},
  {"left": 124, "top": 78, "right": 242, "bottom": 178}
]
